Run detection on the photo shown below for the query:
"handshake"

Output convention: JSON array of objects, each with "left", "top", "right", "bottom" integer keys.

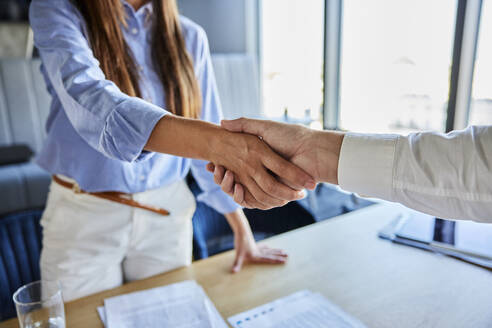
[{"left": 205, "top": 118, "right": 345, "bottom": 209}]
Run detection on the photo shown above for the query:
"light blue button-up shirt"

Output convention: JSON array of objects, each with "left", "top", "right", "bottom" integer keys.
[{"left": 29, "top": 0, "right": 239, "bottom": 214}]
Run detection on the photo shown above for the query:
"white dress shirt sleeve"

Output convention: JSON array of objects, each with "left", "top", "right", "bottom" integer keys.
[{"left": 338, "top": 126, "right": 492, "bottom": 222}]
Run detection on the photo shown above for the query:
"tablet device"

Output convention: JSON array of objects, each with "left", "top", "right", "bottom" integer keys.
[{"left": 379, "top": 210, "right": 492, "bottom": 267}]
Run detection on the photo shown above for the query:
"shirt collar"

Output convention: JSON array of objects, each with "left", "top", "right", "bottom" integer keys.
[{"left": 120, "top": 0, "right": 153, "bottom": 16}]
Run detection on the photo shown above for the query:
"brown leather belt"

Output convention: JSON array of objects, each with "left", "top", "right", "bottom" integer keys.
[{"left": 52, "top": 175, "right": 170, "bottom": 216}]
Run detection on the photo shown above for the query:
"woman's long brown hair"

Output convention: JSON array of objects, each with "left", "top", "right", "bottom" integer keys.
[{"left": 73, "top": 0, "right": 201, "bottom": 118}]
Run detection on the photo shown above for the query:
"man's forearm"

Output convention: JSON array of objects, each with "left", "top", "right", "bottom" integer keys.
[
  {"left": 336, "top": 126, "right": 492, "bottom": 222},
  {"left": 316, "top": 128, "right": 492, "bottom": 222}
]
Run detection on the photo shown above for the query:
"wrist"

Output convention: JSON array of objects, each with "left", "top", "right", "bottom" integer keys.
[
  {"left": 224, "top": 210, "right": 251, "bottom": 234},
  {"left": 315, "top": 130, "right": 345, "bottom": 184},
  {"left": 208, "top": 129, "right": 247, "bottom": 165},
  {"left": 193, "top": 119, "right": 230, "bottom": 161}
]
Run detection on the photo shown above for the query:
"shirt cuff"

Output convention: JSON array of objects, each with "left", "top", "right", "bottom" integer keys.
[
  {"left": 102, "top": 97, "right": 168, "bottom": 162},
  {"left": 196, "top": 187, "right": 241, "bottom": 214},
  {"left": 337, "top": 133, "right": 399, "bottom": 201}
]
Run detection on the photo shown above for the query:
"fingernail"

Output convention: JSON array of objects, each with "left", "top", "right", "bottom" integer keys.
[
  {"left": 305, "top": 180, "right": 316, "bottom": 190},
  {"left": 296, "top": 190, "right": 306, "bottom": 199}
]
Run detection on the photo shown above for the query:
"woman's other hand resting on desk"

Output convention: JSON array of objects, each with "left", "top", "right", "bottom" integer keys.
[{"left": 225, "top": 210, "right": 288, "bottom": 273}]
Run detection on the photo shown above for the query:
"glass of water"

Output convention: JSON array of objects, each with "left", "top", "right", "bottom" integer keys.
[{"left": 13, "top": 280, "right": 66, "bottom": 328}]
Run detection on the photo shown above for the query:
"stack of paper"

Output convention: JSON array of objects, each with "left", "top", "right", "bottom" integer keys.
[
  {"left": 228, "top": 290, "right": 366, "bottom": 328},
  {"left": 97, "top": 280, "right": 228, "bottom": 328}
]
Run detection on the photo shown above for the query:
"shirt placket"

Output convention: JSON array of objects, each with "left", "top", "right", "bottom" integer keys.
[{"left": 125, "top": 4, "right": 153, "bottom": 104}]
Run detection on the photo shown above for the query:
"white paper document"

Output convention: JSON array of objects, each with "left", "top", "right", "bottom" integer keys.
[
  {"left": 97, "top": 280, "right": 227, "bottom": 328},
  {"left": 228, "top": 290, "right": 366, "bottom": 328}
]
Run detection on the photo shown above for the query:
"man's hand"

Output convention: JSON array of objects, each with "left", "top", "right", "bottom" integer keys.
[
  {"left": 207, "top": 118, "right": 345, "bottom": 208},
  {"left": 208, "top": 127, "right": 316, "bottom": 209}
]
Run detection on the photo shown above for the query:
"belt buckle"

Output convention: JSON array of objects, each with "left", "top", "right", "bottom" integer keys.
[{"left": 72, "top": 183, "right": 81, "bottom": 194}]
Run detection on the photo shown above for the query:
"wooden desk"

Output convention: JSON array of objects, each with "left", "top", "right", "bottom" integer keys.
[{"left": 2, "top": 203, "right": 491, "bottom": 328}]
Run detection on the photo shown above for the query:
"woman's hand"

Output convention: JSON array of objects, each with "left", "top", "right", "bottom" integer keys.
[{"left": 225, "top": 210, "right": 288, "bottom": 273}]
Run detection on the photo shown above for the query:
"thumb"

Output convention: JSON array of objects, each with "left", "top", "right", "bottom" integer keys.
[
  {"left": 221, "top": 118, "right": 264, "bottom": 136},
  {"left": 232, "top": 252, "right": 246, "bottom": 273}
]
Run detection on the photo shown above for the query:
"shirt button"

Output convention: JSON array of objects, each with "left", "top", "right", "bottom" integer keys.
[
  {"left": 131, "top": 27, "right": 139, "bottom": 35},
  {"left": 140, "top": 175, "right": 145, "bottom": 181}
]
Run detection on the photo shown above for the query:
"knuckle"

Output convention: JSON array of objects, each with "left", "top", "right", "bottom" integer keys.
[
  {"left": 294, "top": 171, "right": 307, "bottom": 183},
  {"left": 234, "top": 193, "right": 244, "bottom": 204},
  {"left": 221, "top": 175, "right": 230, "bottom": 187},
  {"left": 264, "top": 180, "right": 276, "bottom": 194},
  {"left": 285, "top": 167, "right": 299, "bottom": 181},
  {"left": 272, "top": 199, "right": 286, "bottom": 208},
  {"left": 256, "top": 193, "right": 269, "bottom": 204},
  {"left": 277, "top": 199, "right": 286, "bottom": 206},
  {"left": 286, "top": 189, "right": 298, "bottom": 199},
  {"left": 277, "top": 158, "right": 288, "bottom": 170},
  {"left": 248, "top": 198, "right": 263, "bottom": 209},
  {"left": 274, "top": 200, "right": 286, "bottom": 208},
  {"left": 243, "top": 201, "right": 254, "bottom": 209}
]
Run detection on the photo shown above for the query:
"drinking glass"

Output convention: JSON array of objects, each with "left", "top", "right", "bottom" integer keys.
[{"left": 13, "top": 280, "right": 66, "bottom": 328}]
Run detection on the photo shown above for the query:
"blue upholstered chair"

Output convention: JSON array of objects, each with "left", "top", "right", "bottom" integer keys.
[
  {"left": 0, "top": 59, "right": 52, "bottom": 216},
  {"left": 0, "top": 210, "right": 43, "bottom": 321}
]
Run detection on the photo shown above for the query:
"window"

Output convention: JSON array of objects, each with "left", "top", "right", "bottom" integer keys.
[
  {"left": 469, "top": 0, "right": 492, "bottom": 125},
  {"left": 260, "top": 0, "right": 325, "bottom": 129},
  {"left": 338, "top": 0, "right": 457, "bottom": 133}
]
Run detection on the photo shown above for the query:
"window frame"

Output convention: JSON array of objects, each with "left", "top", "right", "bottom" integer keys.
[
  {"left": 447, "top": 0, "right": 483, "bottom": 131},
  {"left": 322, "top": 0, "right": 343, "bottom": 130},
  {"left": 322, "top": 0, "right": 485, "bottom": 132}
]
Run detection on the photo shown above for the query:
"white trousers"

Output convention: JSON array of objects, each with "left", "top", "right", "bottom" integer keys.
[{"left": 40, "top": 177, "right": 196, "bottom": 302}]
